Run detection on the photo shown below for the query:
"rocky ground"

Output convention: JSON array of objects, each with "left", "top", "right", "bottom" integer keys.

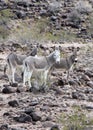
[
  {"left": 0, "top": 0, "right": 93, "bottom": 130},
  {"left": 0, "top": 43, "right": 93, "bottom": 130}
]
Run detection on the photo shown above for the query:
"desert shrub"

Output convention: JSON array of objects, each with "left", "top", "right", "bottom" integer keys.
[
  {"left": 13, "top": 18, "right": 51, "bottom": 43},
  {"left": 0, "top": 9, "right": 14, "bottom": 18},
  {"left": 68, "top": 10, "right": 82, "bottom": 28},
  {"left": 0, "top": 9, "right": 15, "bottom": 25},
  {"left": 48, "top": 1, "right": 62, "bottom": 13},
  {"left": 0, "top": 25, "right": 10, "bottom": 39},
  {"left": 75, "top": 1, "right": 93, "bottom": 14},
  {"left": 0, "top": 9, "right": 15, "bottom": 40},
  {"left": 59, "top": 105, "right": 93, "bottom": 130}
]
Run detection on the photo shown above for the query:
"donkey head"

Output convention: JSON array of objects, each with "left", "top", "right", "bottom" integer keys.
[
  {"left": 71, "top": 47, "right": 79, "bottom": 63},
  {"left": 53, "top": 46, "right": 60, "bottom": 63}
]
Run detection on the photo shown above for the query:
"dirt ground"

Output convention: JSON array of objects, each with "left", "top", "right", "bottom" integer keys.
[{"left": 0, "top": 43, "right": 93, "bottom": 130}]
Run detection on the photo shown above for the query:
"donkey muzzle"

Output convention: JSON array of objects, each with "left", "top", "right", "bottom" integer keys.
[
  {"left": 56, "top": 59, "right": 60, "bottom": 64},
  {"left": 74, "top": 58, "right": 78, "bottom": 63}
]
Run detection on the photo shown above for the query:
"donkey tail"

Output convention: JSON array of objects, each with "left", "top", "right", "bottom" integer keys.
[
  {"left": 4, "top": 58, "right": 10, "bottom": 75},
  {"left": 4, "top": 64, "right": 7, "bottom": 75}
]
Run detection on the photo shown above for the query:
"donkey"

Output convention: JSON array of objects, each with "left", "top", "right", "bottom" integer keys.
[
  {"left": 23, "top": 48, "right": 60, "bottom": 89},
  {"left": 4, "top": 47, "right": 38, "bottom": 84},
  {"left": 52, "top": 48, "right": 79, "bottom": 79}
]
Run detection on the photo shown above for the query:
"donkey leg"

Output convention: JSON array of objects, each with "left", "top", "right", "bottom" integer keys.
[
  {"left": 27, "top": 71, "right": 33, "bottom": 89},
  {"left": 23, "top": 68, "right": 27, "bottom": 87},
  {"left": 8, "top": 74, "right": 12, "bottom": 85},
  {"left": 11, "top": 67, "right": 16, "bottom": 83},
  {"left": 6, "top": 65, "right": 12, "bottom": 84},
  {"left": 66, "top": 70, "right": 70, "bottom": 80},
  {"left": 43, "top": 70, "right": 49, "bottom": 88},
  {"left": 67, "top": 66, "right": 74, "bottom": 80}
]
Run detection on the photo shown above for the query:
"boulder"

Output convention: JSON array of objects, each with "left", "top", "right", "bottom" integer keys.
[
  {"left": 8, "top": 100, "right": 19, "bottom": 107},
  {"left": 13, "top": 113, "right": 32, "bottom": 123}
]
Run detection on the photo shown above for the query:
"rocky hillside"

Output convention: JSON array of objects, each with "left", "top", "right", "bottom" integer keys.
[
  {"left": 0, "top": 0, "right": 93, "bottom": 43},
  {"left": 0, "top": 1, "right": 93, "bottom": 130}
]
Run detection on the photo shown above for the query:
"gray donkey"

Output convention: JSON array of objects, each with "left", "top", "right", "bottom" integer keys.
[
  {"left": 23, "top": 48, "right": 60, "bottom": 88},
  {"left": 52, "top": 47, "right": 79, "bottom": 79},
  {"left": 4, "top": 47, "right": 37, "bottom": 84}
]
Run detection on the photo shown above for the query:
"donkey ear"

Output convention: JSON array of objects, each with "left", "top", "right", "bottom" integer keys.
[
  {"left": 36, "top": 43, "right": 40, "bottom": 48},
  {"left": 72, "top": 46, "right": 75, "bottom": 51},
  {"left": 77, "top": 47, "right": 80, "bottom": 51},
  {"left": 52, "top": 46, "right": 55, "bottom": 50}
]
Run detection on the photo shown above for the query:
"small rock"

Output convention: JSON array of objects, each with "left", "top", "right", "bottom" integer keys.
[
  {"left": 79, "top": 78, "right": 85, "bottom": 85},
  {"left": 40, "top": 9, "right": 47, "bottom": 16},
  {"left": 57, "top": 78, "right": 65, "bottom": 86},
  {"left": 24, "top": 108, "right": 34, "bottom": 115},
  {"left": 45, "top": 116, "right": 52, "bottom": 121},
  {"left": 11, "top": 128, "right": 17, "bottom": 130},
  {"left": 30, "top": 100, "right": 39, "bottom": 106},
  {"left": 11, "top": 83, "right": 18, "bottom": 87},
  {"left": 50, "top": 16, "right": 57, "bottom": 21},
  {"left": 8, "top": 100, "right": 19, "bottom": 107},
  {"left": 16, "top": 86, "right": 26, "bottom": 93},
  {"left": 81, "top": 74, "right": 90, "bottom": 81},
  {"left": 3, "top": 112, "right": 10, "bottom": 116},
  {"left": 85, "top": 106, "right": 93, "bottom": 110},
  {"left": 16, "top": 11, "right": 26, "bottom": 19},
  {"left": 29, "top": 86, "right": 39, "bottom": 93},
  {"left": 85, "top": 70, "right": 93, "bottom": 78},
  {"left": 30, "top": 112, "right": 41, "bottom": 122},
  {"left": 3, "top": 84, "right": 10, "bottom": 87},
  {"left": 42, "top": 121, "right": 54, "bottom": 128},
  {"left": 40, "top": 106, "right": 50, "bottom": 112},
  {"left": 50, "top": 125, "right": 60, "bottom": 130},
  {"left": 0, "top": 74, "right": 8, "bottom": 80},
  {"left": 78, "top": 93, "right": 87, "bottom": 100},
  {"left": 87, "top": 81, "right": 93, "bottom": 88},
  {"left": 2, "top": 86, "right": 16, "bottom": 94},
  {"left": 84, "top": 87, "right": 93, "bottom": 94},
  {"left": 13, "top": 113, "right": 32, "bottom": 123},
  {"left": 0, "top": 124, "right": 8, "bottom": 130},
  {"left": 69, "top": 79, "right": 79, "bottom": 86},
  {"left": 54, "top": 88, "right": 63, "bottom": 95},
  {"left": 72, "top": 91, "right": 79, "bottom": 99},
  {"left": 11, "top": 43, "right": 22, "bottom": 49},
  {"left": 41, "top": 84, "right": 49, "bottom": 93},
  {"left": 11, "top": 128, "right": 18, "bottom": 130},
  {"left": 43, "top": 121, "right": 54, "bottom": 128},
  {"left": 48, "top": 103, "right": 59, "bottom": 107}
]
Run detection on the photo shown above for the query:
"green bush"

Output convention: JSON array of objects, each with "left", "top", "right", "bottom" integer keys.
[
  {"left": 0, "top": 9, "right": 14, "bottom": 18},
  {"left": 75, "top": 1, "right": 93, "bottom": 14},
  {"left": 0, "top": 9, "right": 15, "bottom": 40},
  {"left": 68, "top": 10, "right": 82, "bottom": 27},
  {"left": 59, "top": 105, "right": 93, "bottom": 130},
  {"left": 0, "top": 25, "right": 10, "bottom": 39}
]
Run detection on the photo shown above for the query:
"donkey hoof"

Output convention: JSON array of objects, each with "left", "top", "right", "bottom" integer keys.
[{"left": 29, "top": 87, "right": 33, "bottom": 92}]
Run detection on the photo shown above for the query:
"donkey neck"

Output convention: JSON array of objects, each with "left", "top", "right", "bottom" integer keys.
[
  {"left": 46, "top": 53, "right": 55, "bottom": 66},
  {"left": 67, "top": 54, "right": 75, "bottom": 68},
  {"left": 16, "top": 54, "right": 27, "bottom": 65},
  {"left": 66, "top": 57, "right": 71, "bottom": 69},
  {"left": 70, "top": 54, "right": 76, "bottom": 63}
]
